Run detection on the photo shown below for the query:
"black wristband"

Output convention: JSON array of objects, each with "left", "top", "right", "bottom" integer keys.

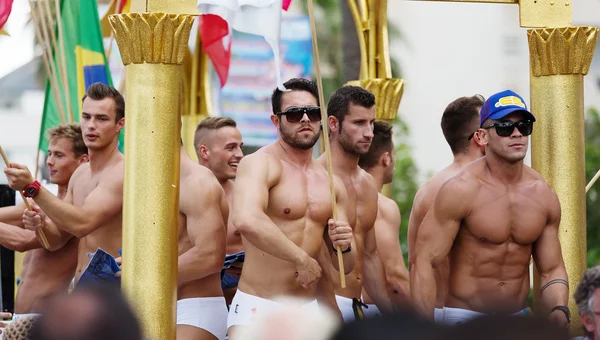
[
  {"left": 551, "top": 305, "right": 571, "bottom": 324},
  {"left": 332, "top": 244, "right": 351, "bottom": 254}
]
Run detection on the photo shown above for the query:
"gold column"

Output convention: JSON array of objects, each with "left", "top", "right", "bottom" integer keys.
[
  {"left": 529, "top": 26, "right": 599, "bottom": 334},
  {"left": 109, "top": 12, "right": 194, "bottom": 340},
  {"left": 346, "top": 0, "right": 404, "bottom": 199}
]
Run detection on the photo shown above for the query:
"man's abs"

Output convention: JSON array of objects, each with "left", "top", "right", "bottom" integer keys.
[
  {"left": 178, "top": 273, "right": 223, "bottom": 300},
  {"left": 74, "top": 218, "right": 122, "bottom": 281},
  {"left": 237, "top": 248, "right": 318, "bottom": 300},
  {"left": 446, "top": 246, "right": 532, "bottom": 313},
  {"left": 16, "top": 240, "right": 78, "bottom": 313}
]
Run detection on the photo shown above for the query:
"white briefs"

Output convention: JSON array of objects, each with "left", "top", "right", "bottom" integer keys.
[
  {"left": 227, "top": 290, "right": 319, "bottom": 329},
  {"left": 434, "top": 306, "right": 531, "bottom": 326},
  {"left": 177, "top": 297, "right": 228, "bottom": 340},
  {"left": 335, "top": 295, "right": 381, "bottom": 323}
]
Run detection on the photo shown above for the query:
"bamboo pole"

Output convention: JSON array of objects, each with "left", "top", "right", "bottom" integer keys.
[
  {"left": 307, "top": 0, "right": 346, "bottom": 288},
  {"left": 53, "top": 0, "right": 73, "bottom": 122}
]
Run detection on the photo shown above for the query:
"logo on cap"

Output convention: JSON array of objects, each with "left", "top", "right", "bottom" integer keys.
[{"left": 495, "top": 96, "right": 526, "bottom": 109}]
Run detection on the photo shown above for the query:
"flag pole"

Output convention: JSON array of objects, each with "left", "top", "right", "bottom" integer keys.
[
  {"left": 0, "top": 145, "right": 51, "bottom": 249},
  {"left": 307, "top": 0, "right": 346, "bottom": 288},
  {"left": 53, "top": 0, "right": 74, "bottom": 123},
  {"left": 29, "top": 0, "right": 66, "bottom": 124}
]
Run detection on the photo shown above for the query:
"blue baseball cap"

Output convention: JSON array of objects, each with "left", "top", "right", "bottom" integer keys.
[{"left": 480, "top": 90, "right": 536, "bottom": 127}]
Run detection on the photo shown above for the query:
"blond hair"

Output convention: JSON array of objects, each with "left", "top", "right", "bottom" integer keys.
[{"left": 46, "top": 123, "right": 88, "bottom": 157}]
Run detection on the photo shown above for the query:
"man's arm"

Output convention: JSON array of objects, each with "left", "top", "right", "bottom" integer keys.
[
  {"left": 363, "top": 226, "right": 394, "bottom": 313},
  {"left": 0, "top": 222, "right": 41, "bottom": 252},
  {"left": 0, "top": 203, "right": 27, "bottom": 227},
  {"left": 178, "top": 180, "right": 227, "bottom": 285},
  {"left": 375, "top": 196, "right": 411, "bottom": 307},
  {"left": 23, "top": 203, "right": 74, "bottom": 251},
  {"left": 533, "top": 187, "right": 569, "bottom": 324},
  {"left": 407, "top": 189, "right": 430, "bottom": 265},
  {"left": 410, "top": 177, "right": 471, "bottom": 318},
  {"left": 315, "top": 244, "right": 343, "bottom": 322},
  {"left": 232, "top": 153, "right": 312, "bottom": 265},
  {"left": 33, "top": 165, "right": 123, "bottom": 238}
]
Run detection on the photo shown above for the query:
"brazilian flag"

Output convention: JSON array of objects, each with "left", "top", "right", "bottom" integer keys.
[{"left": 38, "top": 0, "right": 124, "bottom": 154}]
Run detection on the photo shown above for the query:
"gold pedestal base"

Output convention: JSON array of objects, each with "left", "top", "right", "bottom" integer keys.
[
  {"left": 122, "top": 63, "right": 181, "bottom": 340},
  {"left": 531, "top": 74, "right": 587, "bottom": 335}
]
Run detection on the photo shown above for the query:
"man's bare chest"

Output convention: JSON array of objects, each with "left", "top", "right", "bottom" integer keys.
[
  {"left": 72, "top": 175, "right": 100, "bottom": 207},
  {"left": 463, "top": 193, "right": 547, "bottom": 245},
  {"left": 269, "top": 168, "right": 333, "bottom": 222}
]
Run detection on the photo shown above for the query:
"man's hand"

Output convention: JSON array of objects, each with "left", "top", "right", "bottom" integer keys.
[
  {"left": 115, "top": 256, "right": 122, "bottom": 278},
  {"left": 4, "top": 163, "right": 34, "bottom": 191},
  {"left": 295, "top": 254, "right": 321, "bottom": 289},
  {"left": 0, "top": 312, "right": 12, "bottom": 334},
  {"left": 22, "top": 205, "right": 46, "bottom": 232},
  {"left": 327, "top": 218, "right": 352, "bottom": 251},
  {"left": 549, "top": 309, "right": 569, "bottom": 327}
]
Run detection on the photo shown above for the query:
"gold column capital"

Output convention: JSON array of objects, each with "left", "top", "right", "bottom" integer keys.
[
  {"left": 108, "top": 13, "right": 194, "bottom": 66},
  {"left": 528, "top": 26, "right": 599, "bottom": 77},
  {"left": 346, "top": 78, "right": 404, "bottom": 121}
]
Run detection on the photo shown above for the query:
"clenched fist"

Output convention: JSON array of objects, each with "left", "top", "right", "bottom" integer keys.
[{"left": 327, "top": 218, "right": 352, "bottom": 252}]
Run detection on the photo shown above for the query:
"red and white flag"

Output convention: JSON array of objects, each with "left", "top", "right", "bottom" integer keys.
[
  {"left": 0, "top": 0, "right": 14, "bottom": 32},
  {"left": 197, "top": 0, "right": 286, "bottom": 90},
  {"left": 282, "top": 0, "right": 292, "bottom": 10}
]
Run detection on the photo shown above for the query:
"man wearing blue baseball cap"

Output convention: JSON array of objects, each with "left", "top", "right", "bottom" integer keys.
[{"left": 411, "top": 90, "right": 570, "bottom": 327}]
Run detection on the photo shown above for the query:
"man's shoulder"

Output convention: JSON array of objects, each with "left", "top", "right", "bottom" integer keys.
[
  {"left": 377, "top": 193, "right": 400, "bottom": 221},
  {"left": 358, "top": 168, "right": 379, "bottom": 195}
]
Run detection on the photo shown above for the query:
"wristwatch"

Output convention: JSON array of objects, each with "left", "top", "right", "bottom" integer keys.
[
  {"left": 23, "top": 180, "right": 41, "bottom": 198},
  {"left": 551, "top": 305, "right": 571, "bottom": 324}
]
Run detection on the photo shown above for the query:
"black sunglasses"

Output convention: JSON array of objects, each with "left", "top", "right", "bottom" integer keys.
[
  {"left": 483, "top": 120, "right": 533, "bottom": 137},
  {"left": 276, "top": 106, "right": 321, "bottom": 123}
]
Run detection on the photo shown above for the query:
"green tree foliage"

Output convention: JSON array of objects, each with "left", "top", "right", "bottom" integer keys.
[
  {"left": 391, "top": 119, "right": 420, "bottom": 262},
  {"left": 586, "top": 107, "right": 600, "bottom": 267}
]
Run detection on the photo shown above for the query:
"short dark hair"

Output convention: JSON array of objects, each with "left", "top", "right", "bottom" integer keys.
[
  {"left": 82, "top": 83, "right": 125, "bottom": 122},
  {"left": 440, "top": 95, "right": 485, "bottom": 155},
  {"left": 327, "top": 86, "right": 375, "bottom": 126},
  {"left": 271, "top": 78, "right": 319, "bottom": 114},
  {"left": 194, "top": 117, "right": 238, "bottom": 148},
  {"left": 46, "top": 123, "right": 88, "bottom": 157},
  {"left": 359, "top": 121, "right": 393, "bottom": 169}
]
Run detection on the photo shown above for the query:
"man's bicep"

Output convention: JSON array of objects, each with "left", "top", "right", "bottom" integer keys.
[
  {"left": 376, "top": 204, "right": 402, "bottom": 261},
  {"left": 534, "top": 194, "right": 564, "bottom": 275},
  {"left": 187, "top": 188, "right": 226, "bottom": 246},
  {"left": 232, "top": 155, "right": 272, "bottom": 214},
  {"left": 414, "top": 183, "right": 466, "bottom": 264}
]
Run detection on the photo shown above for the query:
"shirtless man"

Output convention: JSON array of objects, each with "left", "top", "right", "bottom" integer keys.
[
  {"left": 227, "top": 78, "right": 355, "bottom": 339},
  {"left": 194, "top": 117, "right": 244, "bottom": 305},
  {"left": 411, "top": 90, "right": 570, "bottom": 326},
  {"left": 407, "top": 95, "right": 485, "bottom": 312},
  {"left": 5, "top": 82, "right": 125, "bottom": 286},
  {"left": 358, "top": 121, "right": 410, "bottom": 316},
  {"left": 0, "top": 124, "right": 87, "bottom": 318},
  {"left": 177, "top": 141, "right": 230, "bottom": 340},
  {"left": 318, "top": 85, "right": 392, "bottom": 323}
]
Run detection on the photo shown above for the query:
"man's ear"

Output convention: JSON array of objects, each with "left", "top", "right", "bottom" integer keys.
[
  {"left": 198, "top": 145, "right": 210, "bottom": 161},
  {"left": 328, "top": 116, "right": 339, "bottom": 134},
  {"left": 381, "top": 152, "right": 391, "bottom": 167}
]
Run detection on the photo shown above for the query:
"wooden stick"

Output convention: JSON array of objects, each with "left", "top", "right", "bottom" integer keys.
[
  {"left": 307, "top": 0, "right": 346, "bottom": 288},
  {"left": 0, "top": 145, "right": 51, "bottom": 249},
  {"left": 586, "top": 169, "right": 600, "bottom": 193},
  {"left": 42, "top": 0, "right": 71, "bottom": 123},
  {"left": 53, "top": 0, "right": 74, "bottom": 123},
  {"left": 29, "top": 0, "right": 66, "bottom": 124}
]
